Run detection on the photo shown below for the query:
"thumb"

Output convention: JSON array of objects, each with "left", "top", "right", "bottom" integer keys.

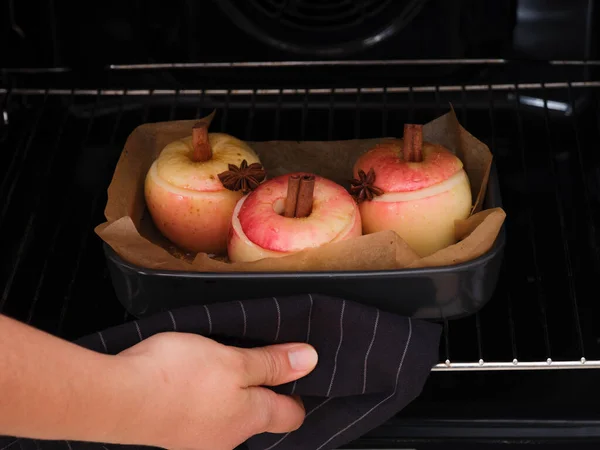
[{"left": 238, "top": 343, "right": 318, "bottom": 387}]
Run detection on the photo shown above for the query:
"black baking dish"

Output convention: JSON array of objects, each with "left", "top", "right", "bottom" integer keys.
[{"left": 104, "top": 160, "right": 505, "bottom": 321}]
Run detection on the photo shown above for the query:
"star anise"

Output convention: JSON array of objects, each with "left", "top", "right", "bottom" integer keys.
[
  {"left": 218, "top": 160, "right": 266, "bottom": 194},
  {"left": 349, "top": 168, "right": 384, "bottom": 203}
]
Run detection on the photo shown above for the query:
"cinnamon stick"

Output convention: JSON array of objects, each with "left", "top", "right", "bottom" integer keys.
[
  {"left": 284, "top": 175, "right": 301, "bottom": 218},
  {"left": 192, "top": 123, "right": 212, "bottom": 162},
  {"left": 403, "top": 123, "right": 423, "bottom": 162},
  {"left": 190, "top": 110, "right": 216, "bottom": 162},
  {"left": 295, "top": 175, "right": 316, "bottom": 218}
]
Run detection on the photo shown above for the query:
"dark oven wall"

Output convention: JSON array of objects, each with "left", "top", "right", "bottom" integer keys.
[
  {"left": 3, "top": 0, "right": 597, "bottom": 95},
  {"left": 2, "top": 0, "right": 577, "bottom": 69}
]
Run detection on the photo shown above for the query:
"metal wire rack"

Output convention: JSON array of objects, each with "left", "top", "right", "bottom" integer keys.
[{"left": 1, "top": 60, "right": 600, "bottom": 373}]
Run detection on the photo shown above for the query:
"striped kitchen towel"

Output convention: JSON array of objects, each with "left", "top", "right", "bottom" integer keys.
[{"left": 76, "top": 294, "right": 441, "bottom": 450}]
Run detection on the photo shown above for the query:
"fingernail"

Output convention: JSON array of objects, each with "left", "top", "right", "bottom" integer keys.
[{"left": 288, "top": 345, "right": 318, "bottom": 371}]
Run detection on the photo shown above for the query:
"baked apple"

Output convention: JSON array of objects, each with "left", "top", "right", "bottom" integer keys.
[
  {"left": 144, "top": 114, "right": 264, "bottom": 254},
  {"left": 352, "top": 124, "right": 472, "bottom": 257},
  {"left": 228, "top": 172, "right": 362, "bottom": 263}
]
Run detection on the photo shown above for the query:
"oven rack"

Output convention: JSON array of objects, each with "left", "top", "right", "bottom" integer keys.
[
  {"left": 2, "top": 80, "right": 600, "bottom": 97},
  {"left": 3, "top": 58, "right": 600, "bottom": 73},
  {"left": 1, "top": 65, "right": 600, "bottom": 372}
]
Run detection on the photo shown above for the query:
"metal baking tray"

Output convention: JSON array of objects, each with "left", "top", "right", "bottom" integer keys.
[{"left": 104, "top": 164, "right": 505, "bottom": 321}]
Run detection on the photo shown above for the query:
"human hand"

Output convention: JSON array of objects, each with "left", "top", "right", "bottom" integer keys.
[{"left": 113, "top": 332, "right": 319, "bottom": 450}]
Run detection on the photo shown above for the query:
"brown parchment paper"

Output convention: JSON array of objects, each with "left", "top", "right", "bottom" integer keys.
[{"left": 95, "top": 107, "right": 505, "bottom": 272}]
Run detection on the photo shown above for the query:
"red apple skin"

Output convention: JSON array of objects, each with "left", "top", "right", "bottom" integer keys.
[
  {"left": 144, "top": 133, "right": 261, "bottom": 254},
  {"left": 228, "top": 172, "right": 362, "bottom": 263},
  {"left": 354, "top": 140, "right": 472, "bottom": 257}
]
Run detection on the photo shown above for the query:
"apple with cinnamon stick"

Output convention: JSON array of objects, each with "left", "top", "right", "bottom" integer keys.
[
  {"left": 228, "top": 172, "right": 362, "bottom": 263},
  {"left": 352, "top": 124, "right": 472, "bottom": 257},
  {"left": 144, "top": 112, "right": 265, "bottom": 254}
]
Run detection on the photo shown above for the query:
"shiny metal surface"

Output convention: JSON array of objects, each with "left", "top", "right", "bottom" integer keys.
[
  {"left": 2, "top": 81, "right": 600, "bottom": 97},
  {"left": 432, "top": 358, "right": 600, "bottom": 371},
  {"left": 3, "top": 58, "right": 600, "bottom": 73}
]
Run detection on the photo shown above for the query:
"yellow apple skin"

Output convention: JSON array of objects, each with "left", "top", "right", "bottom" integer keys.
[
  {"left": 228, "top": 172, "right": 362, "bottom": 263},
  {"left": 354, "top": 140, "right": 472, "bottom": 257},
  {"left": 144, "top": 133, "right": 260, "bottom": 254}
]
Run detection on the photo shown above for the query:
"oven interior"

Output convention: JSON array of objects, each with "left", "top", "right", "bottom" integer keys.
[{"left": 2, "top": 0, "right": 600, "bottom": 448}]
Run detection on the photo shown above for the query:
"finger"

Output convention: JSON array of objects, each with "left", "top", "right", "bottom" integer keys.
[
  {"left": 238, "top": 343, "right": 318, "bottom": 387},
  {"left": 247, "top": 387, "right": 306, "bottom": 434},
  {"left": 291, "top": 394, "right": 303, "bottom": 409}
]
